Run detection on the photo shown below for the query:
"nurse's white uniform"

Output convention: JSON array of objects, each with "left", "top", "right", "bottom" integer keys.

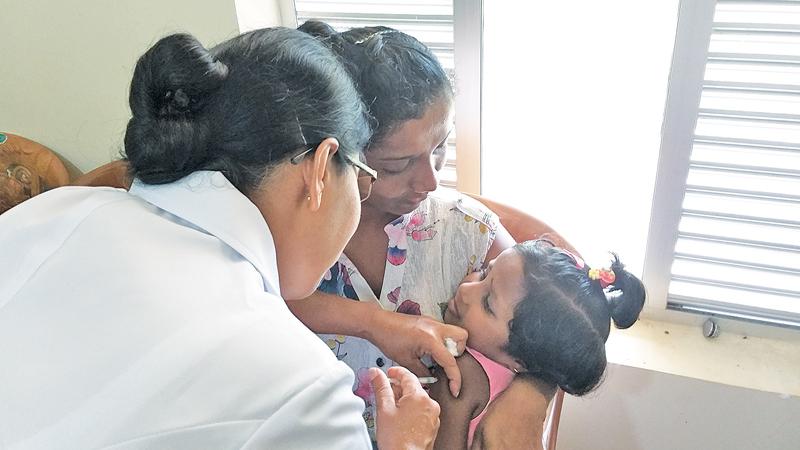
[{"left": 0, "top": 171, "right": 371, "bottom": 449}]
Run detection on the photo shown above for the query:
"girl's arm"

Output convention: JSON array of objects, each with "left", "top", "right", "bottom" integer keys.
[
  {"left": 471, "top": 377, "right": 549, "bottom": 450},
  {"left": 428, "top": 354, "right": 487, "bottom": 450},
  {"left": 286, "top": 291, "right": 468, "bottom": 396}
]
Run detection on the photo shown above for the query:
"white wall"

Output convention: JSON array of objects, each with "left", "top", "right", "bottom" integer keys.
[
  {"left": 0, "top": 0, "right": 242, "bottom": 173},
  {"left": 558, "top": 363, "right": 800, "bottom": 450}
]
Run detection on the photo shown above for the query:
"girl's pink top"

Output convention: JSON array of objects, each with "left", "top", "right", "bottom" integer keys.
[{"left": 466, "top": 347, "right": 515, "bottom": 447}]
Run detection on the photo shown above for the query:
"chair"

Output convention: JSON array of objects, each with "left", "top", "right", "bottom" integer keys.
[
  {"left": 467, "top": 192, "right": 569, "bottom": 450},
  {"left": 71, "top": 159, "right": 131, "bottom": 189},
  {"left": 0, "top": 132, "right": 70, "bottom": 214}
]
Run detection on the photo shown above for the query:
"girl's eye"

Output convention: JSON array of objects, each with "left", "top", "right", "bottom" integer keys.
[
  {"left": 482, "top": 294, "right": 493, "bottom": 315},
  {"left": 380, "top": 160, "right": 413, "bottom": 175},
  {"left": 478, "top": 268, "right": 488, "bottom": 281}
]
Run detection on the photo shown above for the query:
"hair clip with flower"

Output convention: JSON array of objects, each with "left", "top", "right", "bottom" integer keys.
[{"left": 588, "top": 267, "right": 616, "bottom": 288}]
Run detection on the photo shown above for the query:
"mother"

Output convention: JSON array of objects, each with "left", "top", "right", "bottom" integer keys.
[
  {"left": 291, "top": 21, "right": 572, "bottom": 446},
  {"left": 0, "top": 28, "right": 438, "bottom": 449}
]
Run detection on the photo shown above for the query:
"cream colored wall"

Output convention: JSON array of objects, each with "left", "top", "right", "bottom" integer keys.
[
  {"left": 0, "top": 0, "right": 241, "bottom": 173},
  {"left": 235, "top": 0, "right": 290, "bottom": 32},
  {"left": 558, "top": 363, "right": 800, "bottom": 450}
]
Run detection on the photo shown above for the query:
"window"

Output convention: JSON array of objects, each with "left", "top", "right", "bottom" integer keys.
[
  {"left": 289, "top": 0, "right": 480, "bottom": 190},
  {"left": 644, "top": 0, "right": 800, "bottom": 329},
  {"left": 481, "top": 1, "right": 678, "bottom": 276},
  {"left": 285, "top": 0, "right": 799, "bottom": 331}
]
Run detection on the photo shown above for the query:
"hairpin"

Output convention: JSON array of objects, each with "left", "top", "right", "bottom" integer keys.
[
  {"left": 588, "top": 267, "right": 616, "bottom": 288},
  {"left": 560, "top": 249, "right": 585, "bottom": 269},
  {"left": 354, "top": 29, "right": 398, "bottom": 45}
]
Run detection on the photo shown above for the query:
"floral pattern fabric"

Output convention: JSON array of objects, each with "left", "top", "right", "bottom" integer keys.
[{"left": 316, "top": 188, "right": 499, "bottom": 439}]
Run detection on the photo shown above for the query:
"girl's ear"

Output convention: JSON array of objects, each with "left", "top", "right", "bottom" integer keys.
[
  {"left": 302, "top": 137, "right": 340, "bottom": 211},
  {"left": 511, "top": 360, "right": 527, "bottom": 374}
]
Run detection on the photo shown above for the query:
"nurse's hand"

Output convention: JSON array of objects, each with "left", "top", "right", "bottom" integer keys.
[
  {"left": 372, "top": 367, "right": 441, "bottom": 450},
  {"left": 368, "top": 308, "right": 467, "bottom": 397}
]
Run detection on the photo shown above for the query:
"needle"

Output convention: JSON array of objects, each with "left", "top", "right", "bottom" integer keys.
[{"left": 389, "top": 376, "right": 438, "bottom": 385}]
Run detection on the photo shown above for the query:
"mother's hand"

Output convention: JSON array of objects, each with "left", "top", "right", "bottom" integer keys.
[{"left": 368, "top": 307, "right": 467, "bottom": 397}]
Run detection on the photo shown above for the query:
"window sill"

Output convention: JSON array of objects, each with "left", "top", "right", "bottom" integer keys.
[{"left": 605, "top": 311, "right": 800, "bottom": 397}]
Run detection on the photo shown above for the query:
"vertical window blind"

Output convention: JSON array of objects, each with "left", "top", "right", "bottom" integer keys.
[
  {"left": 293, "top": 0, "right": 458, "bottom": 187},
  {"left": 647, "top": 0, "right": 800, "bottom": 329}
]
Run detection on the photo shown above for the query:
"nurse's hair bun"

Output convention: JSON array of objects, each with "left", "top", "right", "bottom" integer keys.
[{"left": 124, "top": 33, "right": 228, "bottom": 184}]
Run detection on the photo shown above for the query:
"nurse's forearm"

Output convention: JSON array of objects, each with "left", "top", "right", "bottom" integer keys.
[{"left": 286, "top": 290, "right": 379, "bottom": 338}]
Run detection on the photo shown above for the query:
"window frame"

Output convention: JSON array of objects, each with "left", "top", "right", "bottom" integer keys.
[
  {"left": 453, "top": 0, "right": 482, "bottom": 194},
  {"left": 642, "top": 0, "right": 800, "bottom": 339}
]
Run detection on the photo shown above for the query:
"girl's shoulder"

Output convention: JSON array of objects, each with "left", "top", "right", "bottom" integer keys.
[
  {"left": 429, "top": 351, "right": 492, "bottom": 450},
  {"left": 429, "top": 351, "right": 490, "bottom": 421}
]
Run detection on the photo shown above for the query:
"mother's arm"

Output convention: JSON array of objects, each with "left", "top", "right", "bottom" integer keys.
[
  {"left": 286, "top": 291, "right": 468, "bottom": 397},
  {"left": 466, "top": 193, "right": 579, "bottom": 256}
]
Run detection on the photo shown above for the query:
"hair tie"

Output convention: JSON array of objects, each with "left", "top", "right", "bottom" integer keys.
[
  {"left": 560, "top": 248, "right": 615, "bottom": 288},
  {"left": 588, "top": 267, "right": 616, "bottom": 288}
]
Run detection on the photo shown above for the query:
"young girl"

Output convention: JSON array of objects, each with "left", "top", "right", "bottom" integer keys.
[{"left": 428, "top": 240, "right": 646, "bottom": 450}]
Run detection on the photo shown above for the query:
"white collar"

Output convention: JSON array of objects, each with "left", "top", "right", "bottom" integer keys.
[{"left": 129, "top": 171, "right": 281, "bottom": 295}]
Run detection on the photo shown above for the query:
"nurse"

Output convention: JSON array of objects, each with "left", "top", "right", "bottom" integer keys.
[{"left": 0, "top": 29, "right": 438, "bottom": 449}]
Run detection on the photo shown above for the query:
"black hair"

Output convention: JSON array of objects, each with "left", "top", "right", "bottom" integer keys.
[
  {"left": 298, "top": 20, "right": 453, "bottom": 148},
  {"left": 505, "top": 240, "right": 646, "bottom": 396},
  {"left": 124, "top": 28, "right": 371, "bottom": 193}
]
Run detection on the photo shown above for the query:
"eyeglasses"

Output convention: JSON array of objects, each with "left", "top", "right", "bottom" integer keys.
[{"left": 290, "top": 145, "right": 378, "bottom": 202}]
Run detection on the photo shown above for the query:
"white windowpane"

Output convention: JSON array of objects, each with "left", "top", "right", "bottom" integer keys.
[
  {"left": 709, "top": 31, "right": 800, "bottom": 56},
  {"left": 298, "top": 19, "right": 453, "bottom": 44},
  {"left": 297, "top": 1, "right": 452, "bottom": 15},
  {"left": 679, "top": 215, "right": 800, "bottom": 245},
  {"left": 714, "top": 1, "right": 800, "bottom": 26},
  {"left": 700, "top": 89, "right": 800, "bottom": 116},
  {"left": 690, "top": 143, "right": 800, "bottom": 170},
  {"left": 669, "top": 280, "right": 800, "bottom": 314},
  {"left": 705, "top": 61, "right": 800, "bottom": 85},
  {"left": 671, "top": 259, "right": 799, "bottom": 292},
  {"left": 682, "top": 192, "right": 800, "bottom": 223},
  {"left": 675, "top": 238, "right": 800, "bottom": 271},
  {"left": 695, "top": 116, "right": 800, "bottom": 144},
  {"left": 445, "top": 143, "right": 456, "bottom": 162},
  {"left": 672, "top": 259, "right": 800, "bottom": 291},
  {"left": 686, "top": 167, "right": 800, "bottom": 197},
  {"left": 438, "top": 164, "right": 457, "bottom": 187}
]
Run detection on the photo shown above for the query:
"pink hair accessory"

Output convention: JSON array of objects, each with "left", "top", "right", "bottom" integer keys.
[{"left": 560, "top": 249, "right": 585, "bottom": 269}]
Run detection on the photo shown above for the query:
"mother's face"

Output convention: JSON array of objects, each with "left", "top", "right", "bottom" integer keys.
[{"left": 363, "top": 98, "right": 454, "bottom": 217}]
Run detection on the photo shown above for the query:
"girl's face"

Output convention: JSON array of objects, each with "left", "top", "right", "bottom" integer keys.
[
  {"left": 443, "top": 248, "right": 526, "bottom": 370},
  {"left": 362, "top": 97, "right": 453, "bottom": 217}
]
